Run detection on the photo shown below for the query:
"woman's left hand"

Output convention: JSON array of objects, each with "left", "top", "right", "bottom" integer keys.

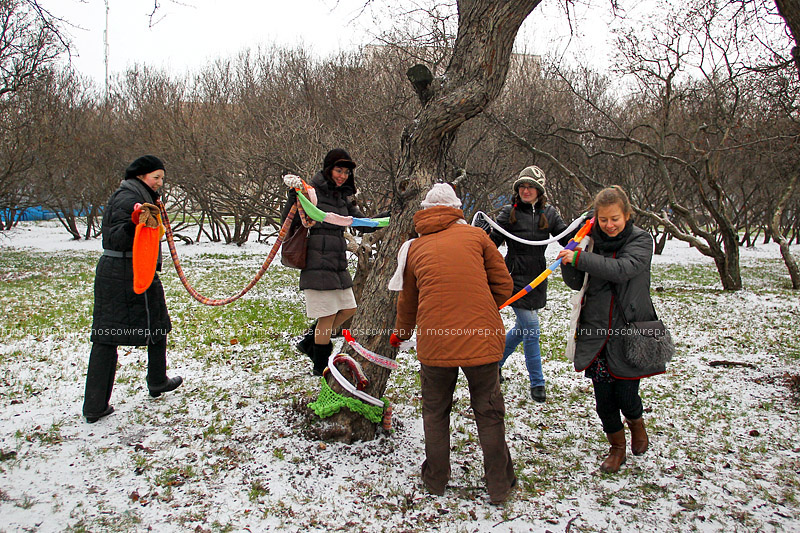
[{"left": 389, "top": 333, "right": 404, "bottom": 348}]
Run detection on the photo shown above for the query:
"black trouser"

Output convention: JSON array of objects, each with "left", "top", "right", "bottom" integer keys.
[
  {"left": 145, "top": 337, "right": 168, "bottom": 386},
  {"left": 592, "top": 378, "right": 643, "bottom": 434},
  {"left": 82, "top": 337, "right": 168, "bottom": 416}
]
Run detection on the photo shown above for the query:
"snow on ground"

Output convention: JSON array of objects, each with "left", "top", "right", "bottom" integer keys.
[
  {"left": 0, "top": 220, "right": 276, "bottom": 257},
  {"left": 1, "top": 220, "right": 799, "bottom": 532}
]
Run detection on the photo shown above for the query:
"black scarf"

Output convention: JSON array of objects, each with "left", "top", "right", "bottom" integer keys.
[{"left": 592, "top": 219, "right": 634, "bottom": 253}]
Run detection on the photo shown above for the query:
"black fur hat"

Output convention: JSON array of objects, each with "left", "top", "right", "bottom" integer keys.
[{"left": 322, "top": 148, "right": 356, "bottom": 171}]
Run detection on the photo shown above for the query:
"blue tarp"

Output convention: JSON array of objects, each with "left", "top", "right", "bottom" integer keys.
[
  {"left": 1, "top": 206, "right": 92, "bottom": 224},
  {"left": 2, "top": 206, "right": 59, "bottom": 223}
]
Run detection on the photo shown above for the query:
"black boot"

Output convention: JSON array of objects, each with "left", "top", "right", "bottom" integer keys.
[
  {"left": 86, "top": 405, "right": 115, "bottom": 424},
  {"left": 83, "top": 343, "right": 118, "bottom": 422},
  {"left": 146, "top": 337, "right": 183, "bottom": 397},
  {"left": 311, "top": 342, "right": 333, "bottom": 376},
  {"left": 295, "top": 320, "right": 317, "bottom": 358},
  {"left": 148, "top": 376, "right": 183, "bottom": 398},
  {"left": 146, "top": 337, "right": 168, "bottom": 385}
]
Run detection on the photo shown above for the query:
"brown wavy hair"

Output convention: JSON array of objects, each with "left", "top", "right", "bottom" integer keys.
[
  {"left": 509, "top": 193, "right": 549, "bottom": 230},
  {"left": 593, "top": 185, "right": 632, "bottom": 216}
]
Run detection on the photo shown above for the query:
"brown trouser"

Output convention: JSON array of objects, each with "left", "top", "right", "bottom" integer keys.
[{"left": 419, "top": 362, "right": 516, "bottom": 502}]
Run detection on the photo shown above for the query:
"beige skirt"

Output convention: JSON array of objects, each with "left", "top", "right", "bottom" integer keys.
[{"left": 304, "top": 288, "right": 357, "bottom": 318}]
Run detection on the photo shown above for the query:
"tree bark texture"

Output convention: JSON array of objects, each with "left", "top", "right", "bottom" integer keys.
[
  {"left": 775, "top": 0, "right": 800, "bottom": 78},
  {"left": 320, "top": 0, "right": 542, "bottom": 443},
  {"left": 769, "top": 170, "right": 800, "bottom": 289}
]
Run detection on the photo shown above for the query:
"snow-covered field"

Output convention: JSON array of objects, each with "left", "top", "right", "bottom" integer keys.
[{"left": 1, "top": 220, "right": 799, "bottom": 532}]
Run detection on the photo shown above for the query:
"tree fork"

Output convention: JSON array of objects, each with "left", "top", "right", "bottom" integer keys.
[{"left": 319, "top": 0, "right": 542, "bottom": 443}]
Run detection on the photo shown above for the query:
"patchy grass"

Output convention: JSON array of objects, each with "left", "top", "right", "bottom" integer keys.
[
  {"left": 0, "top": 250, "right": 96, "bottom": 341},
  {"left": 0, "top": 227, "right": 799, "bottom": 532}
]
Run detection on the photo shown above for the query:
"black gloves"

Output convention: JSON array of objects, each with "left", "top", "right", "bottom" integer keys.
[{"left": 475, "top": 216, "right": 493, "bottom": 235}]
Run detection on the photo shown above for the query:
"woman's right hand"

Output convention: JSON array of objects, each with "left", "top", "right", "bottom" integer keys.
[
  {"left": 283, "top": 174, "right": 303, "bottom": 189},
  {"left": 558, "top": 248, "right": 581, "bottom": 264},
  {"left": 475, "top": 215, "right": 493, "bottom": 234}
]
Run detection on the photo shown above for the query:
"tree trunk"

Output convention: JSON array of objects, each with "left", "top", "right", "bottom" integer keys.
[
  {"left": 775, "top": 0, "right": 800, "bottom": 78},
  {"left": 769, "top": 170, "right": 800, "bottom": 289},
  {"left": 713, "top": 250, "right": 742, "bottom": 291},
  {"left": 320, "top": 0, "right": 542, "bottom": 443},
  {"left": 55, "top": 212, "right": 81, "bottom": 240},
  {"left": 654, "top": 230, "right": 668, "bottom": 255},
  {"left": 777, "top": 235, "right": 800, "bottom": 289},
  {"left": 717, "top": 223, "right": 743, "bottom": 290},
  {"left": 692, "top": 156, "right": 743, "bottom": 290}
]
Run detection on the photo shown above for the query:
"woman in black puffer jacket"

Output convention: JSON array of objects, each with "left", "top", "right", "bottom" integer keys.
[
  {"left": 559, "top": 185, "right": 666, "bottom": 474},
  {"left": 487, "top": 166, "right": 570, "bottom": 403},
  {"left": 280, "top": 149, "right": 378, "bottom": 375},
  {"left": 84, "top": 155, "right": 182, "bottom": 423}
]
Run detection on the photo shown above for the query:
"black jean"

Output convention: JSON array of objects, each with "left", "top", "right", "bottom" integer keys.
[
  {"left": 592, "top": 378, "right": 643, "bottom": 434},
  {"left": 82, "top": 337, "right": 168, "bottom": 416}
]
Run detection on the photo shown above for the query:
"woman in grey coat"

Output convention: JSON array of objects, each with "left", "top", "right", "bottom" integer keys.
[{"left": 558, "top": 186, "right": 665, "bottom": 473}]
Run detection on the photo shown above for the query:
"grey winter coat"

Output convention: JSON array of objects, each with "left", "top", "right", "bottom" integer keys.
[
  {"left": 280, "top": 171, "right": 373, "bottom": 291},
  {"left": 90, "top": 178, "right": 171, "bottom": 346},
  {"left": 490, "top": 202, "right": 569, "bottom": 310},
  {"left": 561, "top": 223, "right": 666, "bottom": 379}
]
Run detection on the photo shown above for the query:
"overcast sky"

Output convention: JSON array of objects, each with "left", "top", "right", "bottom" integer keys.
[{"left": 44, "top": 0, "right": 619, "bottom": 87}]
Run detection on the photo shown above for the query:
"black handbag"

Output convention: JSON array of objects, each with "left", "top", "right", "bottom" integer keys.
[
  {"left": 612, "top": 287, "right": 674, "bottom": 368},
  {"left": 281, "top": 219, "right": 308, "bottom": 269}
]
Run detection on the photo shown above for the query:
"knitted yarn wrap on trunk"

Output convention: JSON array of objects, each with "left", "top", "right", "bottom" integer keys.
[{"left": 308, "top": 377, "right": 387, "bottom": 424}]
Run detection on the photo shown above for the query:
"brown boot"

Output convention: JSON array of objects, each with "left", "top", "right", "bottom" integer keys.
[
  {"left": 600, "top": 430, "right": 626, "bottom": 473},
  {"left": 626, "top": 417, "right": 649, "bottom": 456}
]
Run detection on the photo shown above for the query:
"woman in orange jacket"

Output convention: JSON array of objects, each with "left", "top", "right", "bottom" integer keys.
[{"left": 390, "top": 183, "right": 516, "bottom": 505}]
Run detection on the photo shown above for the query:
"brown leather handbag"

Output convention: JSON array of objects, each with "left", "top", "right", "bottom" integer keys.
[{"left": 281, "top": 218, "right": 308, "bottom": 269}]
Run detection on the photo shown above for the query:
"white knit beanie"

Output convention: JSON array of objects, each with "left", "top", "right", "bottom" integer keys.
[{"left": 420, "top": 183, "right": 462, "bottom": 209}]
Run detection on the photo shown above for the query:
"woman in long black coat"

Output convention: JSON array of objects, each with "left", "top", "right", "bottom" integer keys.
[
  {"left": 558, "top": 186, "right": 666, "bottom": 473},
  {"left": 83, "top": 155, "right": 182, "bottom": 423}
]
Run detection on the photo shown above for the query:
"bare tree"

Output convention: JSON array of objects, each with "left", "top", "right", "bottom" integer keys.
[
  {"left": 514, "top": 1, "right": 799, "bottom": 290},
  {"left": 321, "top": 0, "right": 543, "bottom": 443},
  {"left": 27, "top": 69, "right": 95, "bottom": 239},
  {"left": 0, "top": 0, "right": 67, "bottom": 229},
  {"left": 0, "top": 0, "right": 65, "bottom": 98}
]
